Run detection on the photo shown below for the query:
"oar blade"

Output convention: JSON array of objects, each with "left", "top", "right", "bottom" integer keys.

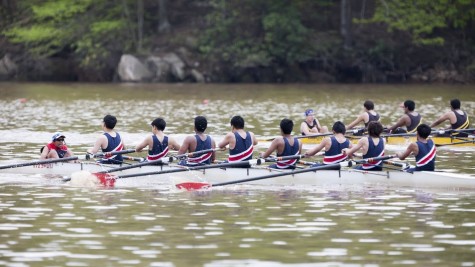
[
  {"left": 176, "top": 182, "right": 211, "bottom": 191},
  {"left": 68, "top": 171, "right": 116, "bottom": 187}
]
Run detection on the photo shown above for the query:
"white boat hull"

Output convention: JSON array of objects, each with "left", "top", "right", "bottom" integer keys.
[{"left": 1, "top": 161, "right": 475, "bottom": 190}]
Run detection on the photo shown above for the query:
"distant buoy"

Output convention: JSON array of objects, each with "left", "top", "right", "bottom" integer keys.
[
  {"left": 202, "top": 99, "right": 209, "bottom": 105},
  {"left": 18, "top": 98, "right": 28, "bottom": 103}
]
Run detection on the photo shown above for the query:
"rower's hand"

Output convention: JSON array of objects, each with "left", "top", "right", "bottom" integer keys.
[{"left": 341, "top": 148, "right": 348, "bottom": 155}]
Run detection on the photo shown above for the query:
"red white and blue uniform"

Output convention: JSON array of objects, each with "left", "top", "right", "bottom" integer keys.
[
  {"left": 100, "top": 132, "right": 124, "bottom": 164},
  {"left": 356, "top": 137, "right": 384, "bottom": 170},
  {"left": 414, "top": 139, "right": 436, "bottom": 171},
  {"left": 182, "top": 135, "right": 213, "bottom": 166},
  {"left": 270, "top": 138, "right": 300, "bottom": 169},
  {"left": 45, "top": 143, "right": 69, "bottom": 158},
  {"left": 323, "top": 137, "right": 350, "bottom": 164},
  {"left": 147, "top": 135, "right": 169, "bottom": 161},
  {"left": 228, "top": 132, "right": 253, "bottom": 162}
]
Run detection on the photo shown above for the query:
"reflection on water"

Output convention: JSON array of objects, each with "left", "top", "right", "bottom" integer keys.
[
  {"left": 1, "top": 83, "right": 475, "bottom": 266},
  {"left": 0, "top": 185, "right": 474, "bottom": 266}
]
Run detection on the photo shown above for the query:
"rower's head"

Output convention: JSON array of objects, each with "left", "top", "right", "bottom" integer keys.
[
  {"left": 103, "top": 115, "right": 117, "bottom": 129},
  {"left": 332, "top": 121, "right": 346, "bottom": 134},
  {"left": 230, "top": 115, "right": 245, "bottom": 130},
  {"left": 363, "top": 100, "right": 374, "bottom": 111},
  {"left": 450, "top": 99, "right": 461, "bottom": 110},
  {"left": 304, "top": 109, "right": 315, "bottom": 118},
  {"left": 367, "top": 121, "right": 383, "bottom": 137},
  {"left": 416, "top": 124, "right": 431, "bottom": 139},
  {"left": 194, "top": 116, "right": 207, "bottom": 133},
  {"left": 151, "top": 117, "right": 166, "bottom": 131},
  {"left": 280, "top": 118, "right": 294, "bottom": 135},
  {"left": 403, "top": 100, "right": 416, "bottom": 112}
]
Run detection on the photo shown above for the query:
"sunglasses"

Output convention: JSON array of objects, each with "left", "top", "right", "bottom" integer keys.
[{"left": 55, "top": 139, "right": 65, "bottom": 142}]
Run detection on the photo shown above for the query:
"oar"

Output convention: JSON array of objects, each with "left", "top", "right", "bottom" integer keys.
[
  {"left": 85, "top": 149, "right": 136, "bottom": 159},
  {"left": 123, "top": 156, "right": 145, "bottom": 162},
  {"left": 174, "top": 147, "right": 225, "bottom": 159},
  {"left": 62, "top": 156, "right": 174, "bottom": 182},
  {"left": 176, "top": 161, "right": 346, "bottom": 190},
  {"left": 176, "top": 155, "right": 395, "bottom": 191},
  {"left": 265, "top": 133, "right": 333, "bottom": 141},
  {"left": 435, "top": 140, "right": 475, "bottom": 147},
  {"left": 0, "top": 156, "right": 79, "bottom": 170}
]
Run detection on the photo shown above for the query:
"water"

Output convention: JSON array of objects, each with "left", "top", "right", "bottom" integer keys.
[{"left": 1, "top": 83, "right": 475, "bottom": 266}]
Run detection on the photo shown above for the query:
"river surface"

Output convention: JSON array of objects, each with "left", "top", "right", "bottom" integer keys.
[{"left": 1, "top": 83, "right": 475, "bottom": 266}]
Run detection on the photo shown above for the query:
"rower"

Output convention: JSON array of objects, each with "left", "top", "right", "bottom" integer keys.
[
  {"left": 260, "top": 118, "right": 302, "bottom": 169},
  {"left": 430, "top": 99, "right": 471, "bottom": 137},
  {"left": 387, "top": 100, "right": 422, "bottom": 134},
  {"left": 40, "top": 132, "right": 74, "bottom": 160},
  {"left": 177, "top": 116, "right": 216, "bottom": 166},
  {"left": 343, "top": 121, "right": 385, "bottom": 171},
  {"left": 219, "top": 115, "right": 258, "bottom": 165},
  {"left": 395, "top": 124, "right": 436, "bottom": 172},
  {"left": 135, "top": 117, "right": 181, "bottom": 163},
  {"left": 304, "top": 121, "right": 351, "bottom": 167},
  {"left": 87, "top": 115, "right": 125, "bottom": 164},
  {"left": 300, "top": 108, "right": 328, "bottom": 135},
  {"left": 346, "top": 100, "right": 380, "bottom": 135}
]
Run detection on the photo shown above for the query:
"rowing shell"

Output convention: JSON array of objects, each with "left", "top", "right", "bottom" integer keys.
[
  {"left": 1, "top": 161, "right": 474, "bottom": 190},
  {"left": 260, "top": 135, "right": 475, "bottom": 146}
]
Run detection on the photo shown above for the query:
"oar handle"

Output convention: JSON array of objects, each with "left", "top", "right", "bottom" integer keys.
[
  {"left": 352, "top": 155, "right": 395, "bottom": 165},
  {"left": 295, "top": 133, "right": 333, "bottom": 139},
  {"left": 0, "top": 156, "right": 79, "bottom": 170},
  {"left": 383, "top": 160, "right": 409, "bottom": 169},
  {"left": 86, "top": 149, "right": 136, "bottom": 159},
  {"left": 174, "top": 147, "right": 225, "bottom": 159},
  {"left": 260, "top": 154, "right": 305, "bottom": 163}
]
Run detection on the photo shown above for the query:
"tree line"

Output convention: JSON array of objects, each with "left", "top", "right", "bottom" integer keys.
[{"left": 1, "top": 0, "right": 474, "bottom": 83}]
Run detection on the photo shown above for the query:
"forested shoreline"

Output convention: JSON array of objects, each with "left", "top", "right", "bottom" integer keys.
[{"left": 1, "top": 0, "right": 474, "bottom": 83}]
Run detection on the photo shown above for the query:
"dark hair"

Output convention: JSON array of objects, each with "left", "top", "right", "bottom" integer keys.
[
  {"left": 230, "top": 115, "right": 245, "bottom": 129},
  {"left": 194, "top": 116, "right": 207, "bottom": 133},
  {"left": 103, "top": 115, "right": 117, "bottom": 129},
  {"left": 280, "top": 118, "right": 294, "bottom": 135},
  {"left": 332, "top": 121, "right": 346, "bottom": 134},
  {"left": 151, "top": 117, "right": 166, "bottom": 131},
  {"left": 450, "top": 99, "right": 461, "bottom": 109},
  {"left": 404, "top": 100, "right": 416, "bottom": 111},
  {"left": 363, "top": 100, "right": 374, "bottom": 110},
  {"left": 417, "top": 124, "right": 432, "bottom": 139},
  {"left": 367, "top": 121, "right": 383, "bottom": 137}
]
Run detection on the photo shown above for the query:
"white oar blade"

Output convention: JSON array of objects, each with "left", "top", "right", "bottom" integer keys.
[{"left": 68, "top": 171, "right": 116, "bottom": 187}]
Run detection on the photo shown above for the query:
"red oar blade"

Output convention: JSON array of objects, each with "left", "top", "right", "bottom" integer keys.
[
  {"left": 68, "top": 171, "right": 116, "bottom": 187},
  {"left": 175, "top": 182, "right": 211, "bottom": 191},
  {"left": 94, "top": 173, "right": 117, "bottom": 187}
]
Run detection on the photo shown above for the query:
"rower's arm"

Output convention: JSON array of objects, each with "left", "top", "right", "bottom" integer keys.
[
  {"left": 168, "top": 137, "right": 181, "bottom": 151},
  {"left": 342, "top": 138, "right": 365, "bottom": 158},
  {"left": 218, "top": 133, "right": 232, "bottom": 149},
  {"left": 260, "top": 138, "right": 282, "bottom": 158},
  {"left": 347, "top": 113, "right": 365, "bottom": 129},
  {"left": 304, "top": 138, "right": 328, "bottom": 157},
  {"left": 88, "top": 135, "right": 106, "bottom": 154},
  {"left": 388, "top": 115, "right": 408, "bottom": 132},
  {"left": 177, "top": 136, "right": 192, "bottom": 155},
  {"left": 430, "top": 112, "right": 451, "bottom": 128},
  {"left": 135, "top": 135, "right": 151, "bottom": 152},
  {"left": 395, "top": 143, "right": 417, "bottom": 160},
  {"left": 300, "top": 122, "right": 312, "bottom": 135}
]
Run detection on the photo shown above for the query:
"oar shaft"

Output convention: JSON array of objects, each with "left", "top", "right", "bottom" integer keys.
[
  {"left": 89, "top": 149, "right": 135, "bottom": 159},
  {"left": 99, "top": 157, "right": 173, "bottom": 174},
  {"left": 212, "top": 162, "right": 343, "bottom": 187},
  {"left": 174, "top": 147, "right": 224, "bottom": 159},
  {"left": 117, "top": 160, "right": 255, "bottom": 179},
  {"left": 0, "top": 156, "right": 78, "bottom": 170},
  {"left": 353, "top": 155, "right": 395, "bottom": 165}
]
